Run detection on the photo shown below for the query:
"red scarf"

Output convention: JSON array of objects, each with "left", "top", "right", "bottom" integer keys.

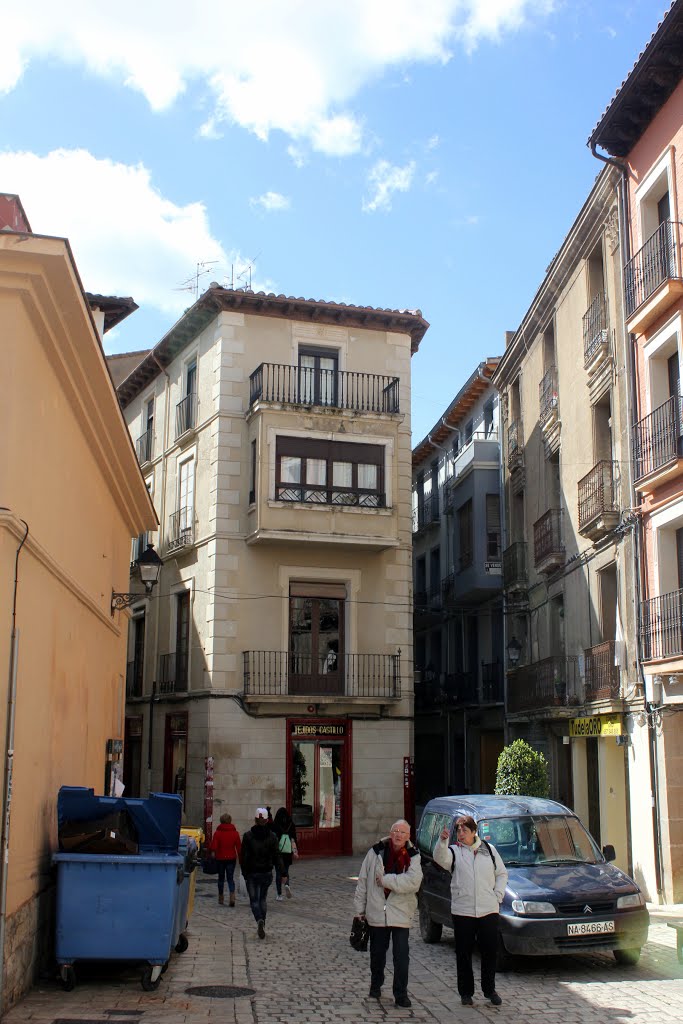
[{"left": 384, "top": 843, "right": 411, "bottom": 897}]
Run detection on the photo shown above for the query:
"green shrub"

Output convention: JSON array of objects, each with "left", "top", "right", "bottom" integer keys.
[{"left": 495, "top": 739, "right": 549, "bottom": 797}]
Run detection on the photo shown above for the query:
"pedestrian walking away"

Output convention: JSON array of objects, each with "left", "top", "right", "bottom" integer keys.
[
  {"left": 272, "top": 806, "right": 298, "bottom": 900},
  {"left": 433, "top": 815, "right": 509, "bottom": 1007},
  {"left": 209, "top": 812, "right": 241, "bottom": 906},
  {"left": 353, "top": 818, "right": 422, "bottom": 1008},
  {"left": 240, "top": 807, "right": 283, "bottom": 939}
]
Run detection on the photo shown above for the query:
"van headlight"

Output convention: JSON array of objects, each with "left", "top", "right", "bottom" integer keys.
[
  {"left": 511, "top": 900, "right": 556, "bottom": 915},
  {"left": 616, "top": 893, "right": 645, "bottom": 909}
]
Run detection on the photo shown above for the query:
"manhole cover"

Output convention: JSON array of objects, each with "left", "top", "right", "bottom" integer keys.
[{"left": 186, "top": 985, "right": 255, "bottom": 998}]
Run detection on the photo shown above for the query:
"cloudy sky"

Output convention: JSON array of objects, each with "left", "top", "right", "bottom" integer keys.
[{"left": 0, "top": 0, "right": 663, "bottom": 441}]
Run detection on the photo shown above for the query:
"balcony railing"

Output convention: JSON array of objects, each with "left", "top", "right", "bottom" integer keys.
[
  {"left": 640, "top": 587, "right": 683, "bottom": 661},
  {"left": 533, "top": 509, "right": 564, "bottom": 571},
  {"left": 578, "top": 460, "right": 619, "bottom": 533},
  {"left": 503, "top": 542, "right": 527, "bottom": 590},
  {"left": 249, "top": 363, "right": 400, "bottom": 414},
  {"left": 482, "top": 661, "right": 504, "bottom": 703},
  {"left": 584, "top": 641, "right": 620, "bottom": 701},
  {"left": 633, "top": 394, "right": 683, "bottom": 481},
  {"left": 136, "top": 429, "right": 153, "bottom": 464},
  {"left": 242, "top": 651, "right": 401, "bottom": 698},
  {"left": 175, "top": 392, "right": 198, "bottom": 439},
  {"left": 507, "top": 419, "right": 524, "bottom": 469},
  {"left": 158, "top": 652, "right": 188, "bottom": 694},
  {"left": 167, "top": 507, "right": 194, "bottom": 552},
  {"left": 412, "top": 495, "right": 440, "bottom": 533},
  {"left": 507, "top": 656, "right": 581, "bottom": 713},
  {"left": 126, "top": 658, "right": 144, "bottom": 699},
  {"left": 539, "top": 365, "right": 558, "bottom": 423},
  {"left": 583, "top": 293, "right": 609, "bottom": 366},
  {"left": 624, "top": 220, "right": 678, "bottom": 318}
]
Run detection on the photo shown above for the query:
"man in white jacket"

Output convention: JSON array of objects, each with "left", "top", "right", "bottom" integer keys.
[
  {"left": 434, "top": 816, "right": 508, "bottom": 1006},
  {"left": 353, "top": 819, "right": 422, "bottom": 1008}
]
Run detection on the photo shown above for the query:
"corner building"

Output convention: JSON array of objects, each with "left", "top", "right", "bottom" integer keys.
[{"left": 115, "top": 287, "right": 428, "bottom": 854}]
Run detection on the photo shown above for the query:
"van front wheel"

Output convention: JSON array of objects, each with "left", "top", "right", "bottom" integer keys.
[
  {"left": 418, "top": 898, "right": 442, "bottom": 943},
  {"left": 613, "top": 947, "right": 641, "bottom": 966}
]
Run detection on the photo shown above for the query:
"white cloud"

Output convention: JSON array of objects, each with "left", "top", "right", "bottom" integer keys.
[
  {"left": 1, "top": 1, "right": 555, "bottom": 156},
  {"left": 249, "top": 191, "right": 291, "bottom": 212},
  {"left": 427, "top": 134, "right": 441, "bottom": 150},
  {"left": 0, "top": 148, "right": 250, "bottom": 314},
  {"left": 362, "top": 160, "right": 416, "bottom": 213},
  {"left": 425, "top": 170, "right": 440, "bottom": 186}
]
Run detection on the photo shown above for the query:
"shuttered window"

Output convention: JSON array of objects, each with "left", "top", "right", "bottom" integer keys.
[{"left": 486, "top": 494, "right": 501, "bottom": 559}]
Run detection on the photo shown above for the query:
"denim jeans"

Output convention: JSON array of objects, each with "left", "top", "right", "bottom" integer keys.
[
  {"left": 369, "top": 925, "right": 410, "bottom": 999},
  {"left": 216, "top": 859, "right": 236, "bottom": 896},
  {"left": 245, "top": 871, "right": 272, "bottom": 922}
]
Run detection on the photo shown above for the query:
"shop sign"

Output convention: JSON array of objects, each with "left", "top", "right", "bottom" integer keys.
[
  {"left": 569, "top": 714, "right": 622, "bottom": 738},
  {"left": 291, "top": 723, "right": 346, "bottom": 737},
  {"left": 484, "top": 561, "right": 502, "bottom": 575}
]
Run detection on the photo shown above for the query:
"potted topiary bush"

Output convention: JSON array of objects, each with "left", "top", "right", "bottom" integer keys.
[{"left": 494, "top": 739, "right": 549, "bottom": 797}]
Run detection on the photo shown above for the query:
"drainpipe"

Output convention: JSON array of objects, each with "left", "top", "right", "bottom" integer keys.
[
  {"left": 0, "top": 516, "right": 28, "bottom": 1015},
  {"left": 590, "top": 143, "right": 663, "bottom": 899},
  {"left": 149, "top": 354, "right": 171, "bottom": 796}
]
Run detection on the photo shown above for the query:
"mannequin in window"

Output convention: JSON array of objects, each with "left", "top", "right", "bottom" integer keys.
[{"left": 322, "top": 640, "right": 338, "bottom": 674}]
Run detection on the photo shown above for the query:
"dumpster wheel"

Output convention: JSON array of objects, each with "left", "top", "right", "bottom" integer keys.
[
  {"left": 175, "top": 933, "right": 189, "bottom": 954},
  {"left": 141, "top": 965, "right": 163, "bottom": 991},
  {"left": 60, "top": 965, "right": 76, "bottom": 991}
]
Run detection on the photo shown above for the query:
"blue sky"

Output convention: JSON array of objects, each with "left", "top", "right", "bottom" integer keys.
[{"left": 0, "top": 0, "right": 664, "bottom": 443}]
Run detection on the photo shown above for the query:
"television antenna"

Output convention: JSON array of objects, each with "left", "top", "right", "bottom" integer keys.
[
  {"left": 226, "top": 252, "right": 260, "bottom": 291},
  {"left": 174, "top": 260, "right": 220, "bottom": 301}
]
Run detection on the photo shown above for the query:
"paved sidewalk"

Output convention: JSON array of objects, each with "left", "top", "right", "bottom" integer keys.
[{"left": 2, "top": 857, "right": 682, "bottom": 1024}]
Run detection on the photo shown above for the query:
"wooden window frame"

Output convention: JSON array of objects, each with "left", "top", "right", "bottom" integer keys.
[{"left": 275, "top": 436, "right": 385, "bottom": 507}]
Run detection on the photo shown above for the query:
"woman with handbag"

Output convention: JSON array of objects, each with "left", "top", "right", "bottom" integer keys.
[{"left": 272, "top": 807, "right": 298, "bottom": 900}]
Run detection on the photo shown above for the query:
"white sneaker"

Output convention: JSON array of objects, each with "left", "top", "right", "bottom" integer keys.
[
  {"left": 276, "top": 894, "right": 284, "bottom": 901},
  {"left": 285, "top": 883, "right": 292, "bottom": 899}
]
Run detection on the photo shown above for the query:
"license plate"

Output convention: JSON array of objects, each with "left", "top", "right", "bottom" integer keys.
[{"left": 567, "top": 920, "right": 615, "bottom": 936}]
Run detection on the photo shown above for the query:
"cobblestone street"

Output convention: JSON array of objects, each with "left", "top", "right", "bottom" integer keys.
[{"left": 3, "top": 857, "right": 682, "bottom": 1024}]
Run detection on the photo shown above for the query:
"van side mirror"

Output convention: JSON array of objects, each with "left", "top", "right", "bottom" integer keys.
[{"left": 602, "top": 844, "right": 616, "bottom": 863}]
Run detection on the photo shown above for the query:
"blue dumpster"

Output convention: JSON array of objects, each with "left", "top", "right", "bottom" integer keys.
[{"left": 53, "top": 787, "right": 184, "bottom": 991}]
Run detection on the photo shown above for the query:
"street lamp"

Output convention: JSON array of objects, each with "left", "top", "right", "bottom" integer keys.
[
  {"left": 111, "top": 544, "right": 163, "bottom": 614},
  {"left": 507, "top": 635, "right": 522, "bottom": 668}
]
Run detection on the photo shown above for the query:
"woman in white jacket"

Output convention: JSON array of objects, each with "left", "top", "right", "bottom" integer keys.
[
  {"left": 353, "top": 820, "right": 422, "bottom": 1008},
  {"left": 434, "top": 815, "right": 508, "bottom": 1007}
]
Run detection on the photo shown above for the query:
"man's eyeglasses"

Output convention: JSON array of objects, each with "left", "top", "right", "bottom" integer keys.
[{"left": 390, "top": 828, "right": 410, "bottom": 835}]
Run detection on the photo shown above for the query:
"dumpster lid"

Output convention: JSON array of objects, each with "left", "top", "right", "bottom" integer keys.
[{"left": 57, "top": 787, "right": 182, "bottom": 851}]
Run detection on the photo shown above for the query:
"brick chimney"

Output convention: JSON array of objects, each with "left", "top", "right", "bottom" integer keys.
[{"left": 0, "top": 194, "right": 32, "bottom": 233}]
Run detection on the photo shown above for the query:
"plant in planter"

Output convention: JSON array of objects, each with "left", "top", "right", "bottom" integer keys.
[{"left": 494, "top": 739, "right": 549, "bottom": 798}]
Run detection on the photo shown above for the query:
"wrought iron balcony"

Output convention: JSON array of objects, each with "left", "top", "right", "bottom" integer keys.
[
  {"left": 507, "top": 419, "right": 524, "bottom": 470},
  {"left": 539, "top": 365, "right": 559, "bottom": 423},
  {"left": 482, "top": 661, "right": 504, "bottom": 703},
  {"left": 412, "top": 495, "right": 440, "bottom": 533},
  {"left": 624, "top": 219, "right": 679, "bottom": 318},
  {"left": 126, "top": 658, "right": 144, "bottom": 699},
  {"left": 507, "top": 656, "right": 581, "bottom": 713},
  {"left": 503, "top": 542, "right": 528, "bottom": 591},
  {"left": 136, "top": 428, "right": 153, "bottom": 465},
  {"left": 583, "top": 293, "right": 609, "bottom": 367},
  {"left": 167, "top": 507, "right": 194, "bottom": 553},
  {"left": 578, "top": 460, "right": 619, "bottom": 540},
  {"left": 584, "top": 641, "right": 620, "bottom": 701},
  {"left": 249, "top": 363, "right": 400, "bottom": 414},
  {"left": 158, "top": 652, "right": 188, "bottom": 694},
  {"left": 533, "top": 509, "right": 564, "bottom": 574},
  {"left": 242, "top": 650, "right": 401, "bottom": 699},
  {"left": 640, "top": 587, "right": 683, "bottom": 662},
  {"left": 175, "top": 392, "right": 198, "bottom": 439},
  {"left": 632, "top": 394, "right": 683, "bottom": 483}
]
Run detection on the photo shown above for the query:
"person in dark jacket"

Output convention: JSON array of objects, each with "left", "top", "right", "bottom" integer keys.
[
  {"left": 209, "top": 813, "right": 241, "bottom": 906},
  {"left": 271, "top": 806, "right": 298, "bottom": 900},
  {"left": 240, "top": 807, "right": 282, "bottom": 939}
]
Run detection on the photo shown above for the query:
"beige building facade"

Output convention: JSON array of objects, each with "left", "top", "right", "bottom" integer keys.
[
  {"left": 116, "top": 288, "right": 428, "bottom": 854},
  {"left": 0, "top": 197, "right": 156, "bottom": 1006},
  {"left": 492, "top": 166, "right": 653, "bottom": 893}
]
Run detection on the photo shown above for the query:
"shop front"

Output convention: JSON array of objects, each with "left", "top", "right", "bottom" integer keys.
[{"left": 287, "top": 718, "right": 352, "bottom": 856}]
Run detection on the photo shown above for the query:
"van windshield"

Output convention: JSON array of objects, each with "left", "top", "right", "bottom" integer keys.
[{"left": 477, "top": 815, "right": 603, "bottom": 866}]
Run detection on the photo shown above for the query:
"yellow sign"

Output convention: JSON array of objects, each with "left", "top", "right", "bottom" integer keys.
[{"left": 569, "top": 714, "right": 623, "bottom": 738}]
